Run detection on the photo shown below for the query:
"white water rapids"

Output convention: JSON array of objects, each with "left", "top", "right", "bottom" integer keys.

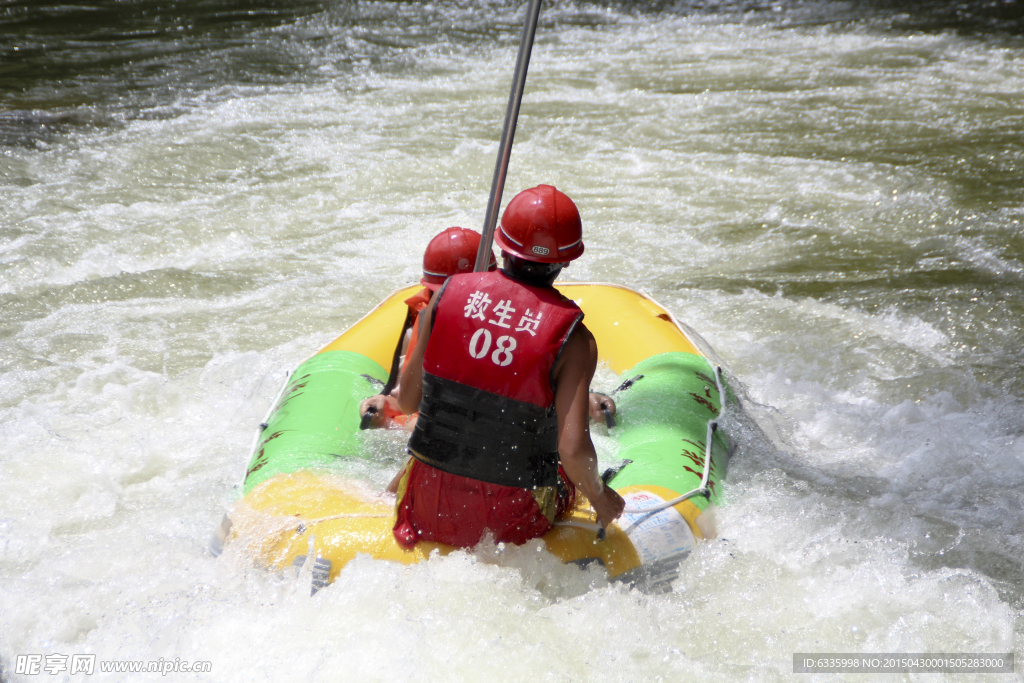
[{"left": 2, "top": 2, "right": 1024, "bottom": 681}]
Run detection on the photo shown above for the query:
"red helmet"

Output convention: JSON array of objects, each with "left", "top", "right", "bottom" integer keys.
[
  {"left": 496, "top": 185, "right": 584, "bottom": 264},
  {"left": 421, "top": 227, "right": 496, "bottom": 291}
]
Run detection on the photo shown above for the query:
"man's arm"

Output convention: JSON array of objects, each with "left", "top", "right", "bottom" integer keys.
[
  {"left": 396, "top": 295, "right": 436, "bottom": 415},
  {"left": 553, "top": 324, "right": 625, "bottom": 527}
]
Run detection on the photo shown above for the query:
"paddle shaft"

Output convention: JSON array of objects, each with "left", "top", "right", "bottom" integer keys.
[
  {"left": 474, "top": 0, "right": 543, "bottom": 272},
  {"left": 468, "top": 0, "right": 610, "bottom": 546},
  {"left": 361, "top": 0, "right": 542, "bottom": 424}
]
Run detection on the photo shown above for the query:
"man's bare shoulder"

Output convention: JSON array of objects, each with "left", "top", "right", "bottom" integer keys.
[
  {"left": 557, "top": 322, "right": 598, "bottom": 375},
  {"left": 570, "top": 320, "right": 596, "bottom": 346}
]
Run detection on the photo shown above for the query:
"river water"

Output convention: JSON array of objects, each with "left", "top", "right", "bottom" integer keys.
[{"left": 2, "top": 0, "right": 1024, "bottom": 680}]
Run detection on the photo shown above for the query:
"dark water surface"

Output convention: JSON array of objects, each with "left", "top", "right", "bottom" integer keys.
[{"left": 3, "top": 0, "right": 1022, "bottom": 133}]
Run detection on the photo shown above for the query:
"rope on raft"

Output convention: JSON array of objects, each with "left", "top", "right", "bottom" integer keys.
[
  {"left": 238, "top": 510, "right": 393, "bottom": 547},
  {"left": 290, "top": 512, "right": 393, "bottom": 533},
  {"left": 240, "top": 370, "right": 292, "bottom": 487}
]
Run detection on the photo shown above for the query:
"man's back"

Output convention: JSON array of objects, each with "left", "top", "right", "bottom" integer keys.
[{"left": 393, "top": 185, "right": 624, "bottom": 549}]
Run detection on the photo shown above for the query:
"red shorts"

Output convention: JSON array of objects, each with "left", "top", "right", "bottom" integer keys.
[{"left": 392, "top": 458, "right": 575, "bottom": 549}]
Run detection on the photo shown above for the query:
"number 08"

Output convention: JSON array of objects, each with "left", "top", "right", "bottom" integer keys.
[{"left": 469, "top": 328, "right": 517, "bottom": 366}]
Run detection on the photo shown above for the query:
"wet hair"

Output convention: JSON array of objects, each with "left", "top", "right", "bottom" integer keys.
[{"left": 500, "top": 253, "right": 566, "bottom": 287}]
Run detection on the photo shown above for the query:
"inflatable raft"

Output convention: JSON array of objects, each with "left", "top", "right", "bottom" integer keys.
[{"left": 214, "top": 283, "right": 734, "bottom": 592}]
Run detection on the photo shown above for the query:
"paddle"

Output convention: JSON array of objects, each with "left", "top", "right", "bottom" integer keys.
[
  {"left": 470, "top": 1, "right": 611, "bottom": 543},
  {"left": 474, "top": 0, "right": 543, "bottom": 272}
]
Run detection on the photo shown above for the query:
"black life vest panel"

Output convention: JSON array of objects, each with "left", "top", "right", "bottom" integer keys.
[{"left": 407, "top": 270, "right": 582, "bottom": 488}]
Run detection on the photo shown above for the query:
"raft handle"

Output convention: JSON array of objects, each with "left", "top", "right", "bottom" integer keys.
[
  {"left": 611, "top": 374, "right": 644, "bottom": 395},
  {"left": 602, "top": 405, "right": 616, "bottom": 429},
  {"left": 359, "top": 405, "right": 378, "bottom": 430},
  {"left": 291, "top": 555, "right": 333, "bottom": 596}
]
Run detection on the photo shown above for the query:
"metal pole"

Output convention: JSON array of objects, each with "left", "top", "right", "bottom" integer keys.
[{"left": 474, "top": 0, "right": 542, "bottom": 272}]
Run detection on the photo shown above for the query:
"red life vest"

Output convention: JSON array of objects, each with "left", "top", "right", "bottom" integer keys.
[
  {"left": 407, "top": 270, "right": 582, "bottom": 489},
  {"left": 380, "top": 288, "right": 432, "bottom": 428},
  {"left": 400, "top": 288, "right": 432, "bottom": 377}
]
